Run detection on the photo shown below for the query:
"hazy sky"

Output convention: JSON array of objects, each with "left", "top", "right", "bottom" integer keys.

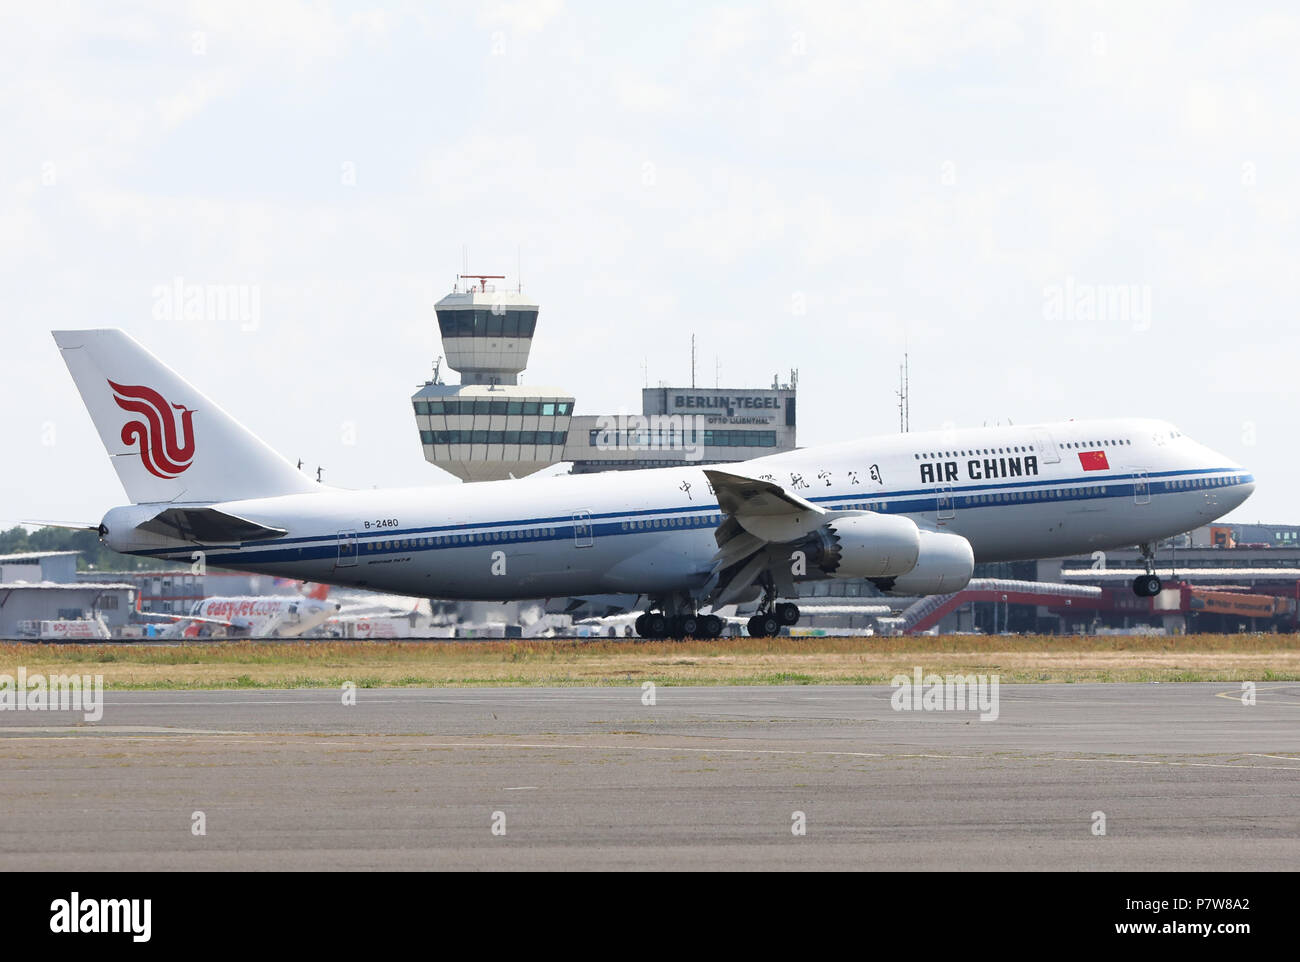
[{"left": 3, "top": 1, "right": 1296, "bottom": 526}]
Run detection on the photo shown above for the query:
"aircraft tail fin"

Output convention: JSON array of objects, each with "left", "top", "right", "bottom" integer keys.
[{"left": 52, "top": 329, "right": 320, "bottom": 505}]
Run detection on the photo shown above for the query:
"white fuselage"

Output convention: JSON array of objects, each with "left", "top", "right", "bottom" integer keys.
[
  {"left": 180, "top": 596, "right": 339, "bottom": 637},
  {"left": 105, "top": 418, "right": 1254, "bottom": 603}
]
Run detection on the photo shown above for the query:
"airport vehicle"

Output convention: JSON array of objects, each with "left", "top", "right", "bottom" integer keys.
[
  {"left": 50, "top": 329, "right": 1255, "bottom": 638},
  {"left": 15, "top": 617, "right": 112, "bottom": 640}
]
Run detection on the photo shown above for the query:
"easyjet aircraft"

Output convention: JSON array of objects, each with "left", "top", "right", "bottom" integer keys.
[
  {"left": 142, "top": 583, "right": 341, "bottom": 638},
  {"left": 50, "top": 330, "right": 1255, "bottom": 639}
]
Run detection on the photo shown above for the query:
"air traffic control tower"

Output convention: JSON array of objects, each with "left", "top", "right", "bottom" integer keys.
[{"left": 412, "top": 274, "right": 574, "bottom": 482}]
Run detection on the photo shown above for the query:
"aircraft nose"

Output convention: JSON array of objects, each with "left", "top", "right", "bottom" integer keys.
[{"left": 1225, "top": 467, "right": 1256, "bottom": 509}]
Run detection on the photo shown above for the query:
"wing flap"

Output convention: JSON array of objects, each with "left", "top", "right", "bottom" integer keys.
[
  {"left": 702, "top": 468, "right": 833, "bottom": 606},
  {"left": 704, "top": 469, "right": 827, "bottom": 543},
  {"left": 712, "top": 530, "right": 767, "bottom": 570}
]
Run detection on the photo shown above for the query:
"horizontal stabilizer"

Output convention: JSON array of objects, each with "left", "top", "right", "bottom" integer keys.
[
  {"left": 137, "top": 506, "right": 287, "bottom": 544},
  {"left": 21, "top": 520, "right": 102, "bottom": 532}
]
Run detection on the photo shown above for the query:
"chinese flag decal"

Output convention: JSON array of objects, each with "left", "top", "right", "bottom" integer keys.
[{"left": 1078, "top": 450, "right": 1110, "bottom": 471}]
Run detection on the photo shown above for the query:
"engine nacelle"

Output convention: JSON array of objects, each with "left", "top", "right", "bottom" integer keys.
[
  {"left": 874, "top": 529, "right": 974, "bottom": 596},
  {"left": 797, "top": 514, "right": 921, "bottom": 579}
]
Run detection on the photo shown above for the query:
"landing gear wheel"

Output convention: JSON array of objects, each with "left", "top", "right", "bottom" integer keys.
[
  {"left": 701, "top": 614, "right": 724, "bottom": 639},
  {"left": 634, "top": 613, "right": 648, "bottom": 636},
  {"left": 1132, "top": 543, "right": 1163, "bottom": 598},
  {"left": 1132, "top": 574, "right": 1162, "bottom": 597},
  {"left": 747, "top": 613, "right": 781, "bottom": 637},
  {"left": 642, "top": 613, "right": 668, "bottom": 638},
  {"left": 776, "top": 602, "right": 800, "bottom": 626},
  {"left": 677, "top": 615, "right": 699, "bottom": 639}
]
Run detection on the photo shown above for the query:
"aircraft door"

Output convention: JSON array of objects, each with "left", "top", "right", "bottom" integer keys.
[
  {"left": 936, "top": 484, "right": 955, "bottom": 522},
  {"left": 1132, "top": 470, "right": 1150, "bottom": 505},
  {"left": 1031, "top": 430, "right": 1060, "bottom": 464},
  {"left": 572, "top": 510, "right": 594, "bottom": 548},
  {"left": 336, "top": 530, "right": 358, "bottom": 567}
]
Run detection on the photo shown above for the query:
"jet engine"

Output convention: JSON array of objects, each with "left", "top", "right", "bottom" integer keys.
[
  {"left": 872, "top": 529, "right": 974, "bottom": 595},
  {"left": 794, "top": 514, "right": 921, "bottom": 579}
]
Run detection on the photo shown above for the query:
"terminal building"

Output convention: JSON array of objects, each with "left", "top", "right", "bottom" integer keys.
[
  {"left": 412, "top": 273, "right": 797, "bottom": 481},
  {"left": 564, "top": 384, "right": 797, "bottom": 473},
  {"left": 78, "top": 569, "right": 269, "bottom": 615}
]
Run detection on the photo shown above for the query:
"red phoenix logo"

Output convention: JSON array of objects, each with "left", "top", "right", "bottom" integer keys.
[{"left": 109, "top": 380, "right": 197, "bottom": 478}]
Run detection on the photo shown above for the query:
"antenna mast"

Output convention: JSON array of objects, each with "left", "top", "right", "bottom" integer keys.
[
  {"left": 904, "top": 350, "right": 910, "bottom": 432},
  {"left": 898, "top": 363, "right": 904, "bottom": 433},
  {"left": 897, "top": 352, "right": 911, "bottom": 433}
]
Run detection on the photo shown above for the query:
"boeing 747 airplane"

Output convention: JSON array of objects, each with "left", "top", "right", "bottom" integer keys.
[{"left": 49, "top": 330, "right": 1255, "bottom": 638}]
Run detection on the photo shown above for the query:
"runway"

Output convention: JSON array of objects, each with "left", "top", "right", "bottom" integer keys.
[{"left": 2, "top": 684, "right": 1298, "bottom": 870}]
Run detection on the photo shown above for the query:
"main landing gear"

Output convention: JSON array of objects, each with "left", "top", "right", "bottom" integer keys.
[
  {"left": 746, "top": 584, "right": 801, "bottom": 638},
  {"left": 634, "top": 610, "right": 724, "bottom": 640},
  {"left": 1132, "top": 542, "right": 1163, "bottom": 597},
  {"left": 746, "top": 602, "right": 800, "bottom": 638},
  {"left": 632, "top": 587, "right": 803, "bottom": 640}
]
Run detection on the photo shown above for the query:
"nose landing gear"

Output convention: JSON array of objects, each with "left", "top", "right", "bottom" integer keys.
[
  {"left": 1132, "top": 573, "right": 1163, "bottom": 597},
  {"left": 1132, "top": 543, "right": 1163, "bottom": 597}
]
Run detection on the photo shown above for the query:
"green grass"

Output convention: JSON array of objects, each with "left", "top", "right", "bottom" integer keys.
[{"left": 1, "top": 635, "right": 1296, "bottom": 689}]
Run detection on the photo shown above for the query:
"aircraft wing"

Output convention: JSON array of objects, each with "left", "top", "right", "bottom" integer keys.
[
  {"left": 705, "top": 469, "right": 823, "bottom": 521},
  {"left": 136, "top": 611, "right": 242, "bottom": 629},
  {"left": 703, "top": 469, "right": 831, "bottom": 607},
  {"left": 334, "top": 603, "right": 416, "bottom": 616}
]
